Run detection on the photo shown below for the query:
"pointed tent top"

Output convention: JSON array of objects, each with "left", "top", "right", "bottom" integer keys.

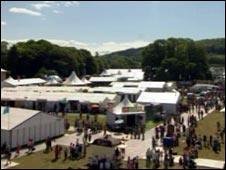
[
  {"left": 63, "top": 71, "right": 86, "bottom": 86},
  {"left": 112, "top": 95, "right": 135, "bottom": 114}
]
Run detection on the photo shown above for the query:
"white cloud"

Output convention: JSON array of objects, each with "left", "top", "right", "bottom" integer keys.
[
  {"left": 63, "top": 1, "right": 80, "bottom": 7},
  {"left": 43, "top": 1, "right": 56, "bottom": 4},
  {"left": 1, "top": 21, "right": 7, "bottom": 26},
  {"left": 53, "top": 10, "right": 63, "bottom": 14},
  {"left": 1, "top": 38, "right": 150, "bottom": 55},
  {"left": 9, "top": 7, "right": 42, "bottom": 16},
  {"left": 32, "top": 3, "right": 51, "bottom": 10}
]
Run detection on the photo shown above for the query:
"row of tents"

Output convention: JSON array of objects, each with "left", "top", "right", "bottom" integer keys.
[{"left": 1, "top": 71, "right": 91, "bottom": 87}]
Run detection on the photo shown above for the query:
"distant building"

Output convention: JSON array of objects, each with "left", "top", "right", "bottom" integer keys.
[
  {"left": 1, "top": 107, "right": 64, "bottom": 149},
  {"left": 1, "top": 88, "right": 120, "bottom": 113}
]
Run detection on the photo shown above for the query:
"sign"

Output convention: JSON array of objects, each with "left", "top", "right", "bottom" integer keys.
[{"left": 122, "top": 106, "right": 143, "bottom": 113}]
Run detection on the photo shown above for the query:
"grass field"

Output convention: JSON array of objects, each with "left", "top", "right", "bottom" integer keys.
[
  {"left": 11, "top": 145, "right": 114, "bottom": 169},
  {"left": 173, "top": 111, "right": 225, "bottom": 161},
  {"left": 65, "top": 113, "right": 107, "bottom": 127},
  {"left": 145, "top": 119, "right": 162, "bottom": 131}
]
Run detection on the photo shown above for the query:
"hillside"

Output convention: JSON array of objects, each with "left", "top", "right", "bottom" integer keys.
[{"left": 102, "top": 38, "right": 225, "bottom": 67}]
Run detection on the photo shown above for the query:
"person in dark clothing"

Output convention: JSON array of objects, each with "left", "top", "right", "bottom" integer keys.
[
  {"left": 203, "top": 135, "right": 207, "bottom": 147},
  {"left": 64, "top": 147, "right": 68, "bottom": 161},
  {"left": 210, "top": 135, "right": 213, "bottom": 147}
]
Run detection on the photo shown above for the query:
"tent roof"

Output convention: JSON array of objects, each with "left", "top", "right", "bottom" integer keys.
[
  {"left": 89, "top": 86, "right": 141, "bottom": 94},
  {"left": 138, "top": 81, "right": 166, "bottom": 89},
  {"left": 89, "top": 76, "right": 117, "bottom": 82},
  {"left": 2, "top": 77, "right": 46, "bottom": 86},
  {"left": 137, "top": 91, "right": 180, "bottom": 104},
  {"left": 63, "top": 71, "right": 86, "bottom": 86},
  {"left": 1, "top": 90, "right": 117, "bottom": 104},
  {"left": 112, "top": 96, "right": 144, "bottom": 115},
  {"left": 1, "top": 107, "right": 40, "bottom": 130}
]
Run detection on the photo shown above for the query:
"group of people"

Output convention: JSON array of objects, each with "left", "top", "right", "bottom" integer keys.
[
  {"left": 127, "top": 156, "right": 139, "bottom": 169},
  {"left": 88, "top": 147, "right": 124, "bottom": 169},
  {"left": 88, "top": 155, "right": 114, "bottom": 169},
  {"left": 68, "top": 140, "right": 83, "bottom": 160},
  {"left": 131, "top": 125, "right": 145, "bottom": 141}
]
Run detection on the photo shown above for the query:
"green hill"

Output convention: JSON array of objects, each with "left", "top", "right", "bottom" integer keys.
[{"left": 102, "top": 38, "right": 225, "bottom": 67}]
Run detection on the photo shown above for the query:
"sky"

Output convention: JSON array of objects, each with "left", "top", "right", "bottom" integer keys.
[{"left": 1, "top": 1, "right": 225, "bottom": 55}]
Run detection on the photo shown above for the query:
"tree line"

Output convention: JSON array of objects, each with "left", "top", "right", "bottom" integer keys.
[
  {"left": 1, "top": 40, "right": 108, "bottom": 78},
  {"left": 1, "top": 38, "right": 222, "bottom": 81}
]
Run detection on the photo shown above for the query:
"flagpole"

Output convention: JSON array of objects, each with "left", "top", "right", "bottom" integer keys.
[{"left": 8, "top": 106, "right": 10, "bottom": 149}]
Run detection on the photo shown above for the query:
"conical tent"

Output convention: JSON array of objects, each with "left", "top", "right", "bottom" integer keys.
[
  {"left": 63, "top": 71, "right": 86, "bottom": 86},
  {"left": 112, "top": 95, "right": 135, "bottom": 114}
]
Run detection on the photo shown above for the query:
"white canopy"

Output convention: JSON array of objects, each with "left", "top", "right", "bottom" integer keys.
[
  {"left": 63, "top": 71, "right": 86, "bottom": 86},
  {"left": 112, "top": 95, "right": 144, "bottom": 115},
  {"left": 2, "top": 77, "right": 46, "bottom": 86},
  {"left": 137, "top": 91, "right": 180, "bottom": 105}
]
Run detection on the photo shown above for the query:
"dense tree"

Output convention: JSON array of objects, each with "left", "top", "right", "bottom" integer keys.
[
  {"left": 142, "top": 38, "right": 212, "bottom": 81},
  {"left": 1, "top": 41, "right": 8, "bottom": 69},
  {"left": 2, "top": 40, "right": 105, "bottom": 78}
]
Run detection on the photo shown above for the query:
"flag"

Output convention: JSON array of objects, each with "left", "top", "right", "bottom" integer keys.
[{"left": 2, "top": 106, "right": 9, "bottom": 114}]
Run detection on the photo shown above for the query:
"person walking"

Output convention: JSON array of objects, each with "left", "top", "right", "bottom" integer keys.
[
  {"left": 16, "top": 144, "right": 20, "bottom": 157},
  {"left": 64, "top": 147, "right": 68, "bottom": 161}
]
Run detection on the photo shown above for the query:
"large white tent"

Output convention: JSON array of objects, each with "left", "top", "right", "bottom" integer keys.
[
  {"left": 1, "top": 107, "right": 64, "bottom": 149},
  {"left": 1, "top": 77, "right": 46, "bottom": 87},
  {"left": 137, "top": 91, "right": 180, "bottom": 114},
  {"left": 63, "top": 71, "right": 86, "bottom": 86}
]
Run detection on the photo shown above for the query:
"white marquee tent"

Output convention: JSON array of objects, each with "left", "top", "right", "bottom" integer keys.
[
  {"left": 137, "top": 91, "right": 180, "bottom": 114},
  {"left": 1, "top": 107, "right": 64, "bottom": 149},
  {"left": 63, "top": 71, "right": 86, "bottom": 86}
]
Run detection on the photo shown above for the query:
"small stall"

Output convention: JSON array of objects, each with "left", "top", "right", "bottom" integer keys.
[{"left": 107, "top": 96, "right": 145, "bottom": 130}]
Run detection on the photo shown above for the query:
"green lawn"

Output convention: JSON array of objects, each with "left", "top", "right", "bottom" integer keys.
[
  {"left": 173, "top": 111, "right": 225, "bottom": 161},
  {"left": 11, "top": 145, "right": 114, "bottom": 169},
  {"left": 145, "top": 119, "right": 162, "bottom": 131},
  {"left": 65, "top": 113, "right": 107, "bottom": 127}
]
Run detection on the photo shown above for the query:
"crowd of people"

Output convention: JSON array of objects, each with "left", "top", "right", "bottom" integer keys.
[
  {"left": 143, "top": 88, "right": 225, "bottom": 169},
  {"left": 88, "top": 155, "right": 114, "bottom": 169},
  {"left": 88, "top": 147, "right": 123, "bottom": 169}
]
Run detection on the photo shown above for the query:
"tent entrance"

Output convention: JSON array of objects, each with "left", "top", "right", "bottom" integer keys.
[{"left": 126, "top": 114, "right": 135, "bottom": 127}]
